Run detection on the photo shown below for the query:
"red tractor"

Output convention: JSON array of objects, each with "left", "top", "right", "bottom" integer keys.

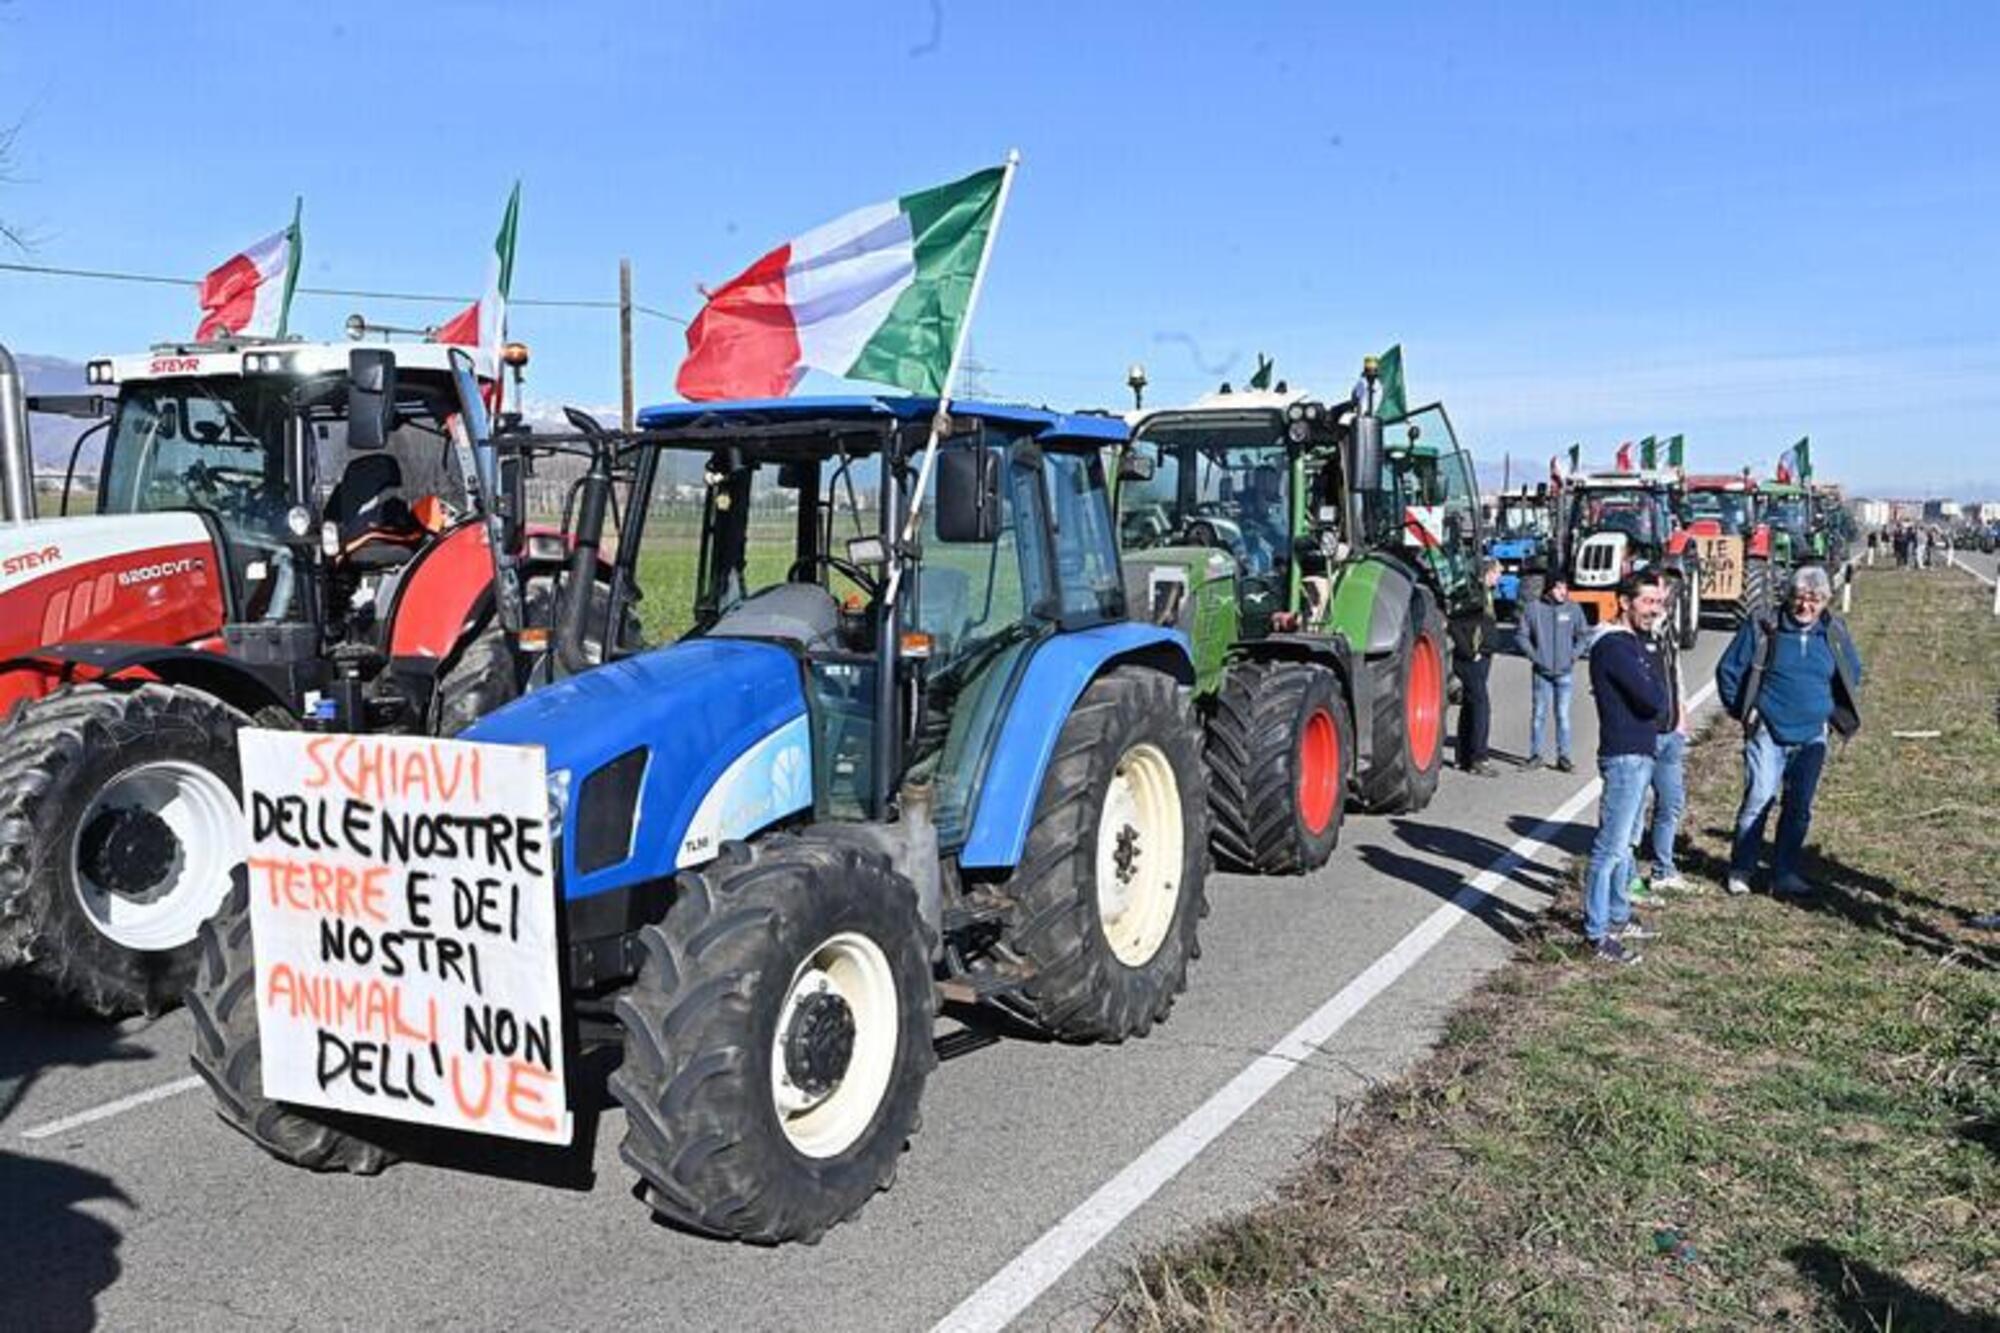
[
  {"left": 0, "top": 336, "right": 592, "bottom": 1016},
  {"left": 1679, "top": 472, "right": 1775, "bottom": 624}
]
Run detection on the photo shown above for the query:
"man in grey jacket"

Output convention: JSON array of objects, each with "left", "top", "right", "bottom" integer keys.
[{"left": 1519, "top": 576, "right": 1590, "bottom": 771}]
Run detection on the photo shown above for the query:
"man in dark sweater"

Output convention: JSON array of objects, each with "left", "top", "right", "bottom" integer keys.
[
  {"left": 1716, "top": 564, "right": 1864, "bottom": 896},
  {"left": 1582, "top": 570, "right": 1671, "bottom": 963},
  {"left": 1450, "top": 559, "right": 1503, "bottom": 776}
]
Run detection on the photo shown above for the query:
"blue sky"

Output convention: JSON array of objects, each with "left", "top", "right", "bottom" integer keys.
[{"left": 2, "top": 0, "right": 1995, "bottom": 495}]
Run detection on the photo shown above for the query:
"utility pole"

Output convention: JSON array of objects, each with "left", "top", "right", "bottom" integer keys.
[{"left": 619, "top": 258, "right": 635, "bottom": 433}]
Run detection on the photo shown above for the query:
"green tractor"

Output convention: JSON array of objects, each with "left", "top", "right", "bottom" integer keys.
[{"left": 1112, "top": 365, "right": 1480, "bottom": 874}]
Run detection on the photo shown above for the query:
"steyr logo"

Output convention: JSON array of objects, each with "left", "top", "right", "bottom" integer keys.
[
  {"left": 1, "top": 545, "right": 62, "bottom": 578},
  {"left": 149, "top": 356, "right": 202, "bottom": 374}
]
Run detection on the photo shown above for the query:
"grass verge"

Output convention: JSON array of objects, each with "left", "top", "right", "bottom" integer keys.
[{"left": 1112, "top": 567, "right": 1999, "bottom": 1331}]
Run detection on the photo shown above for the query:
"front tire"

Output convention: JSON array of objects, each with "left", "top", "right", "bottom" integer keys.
[
  {"left": 609, "top": 834, "right": 935, "bottom": 1244},
  {"left": 1355, "top": 597, "right": 1447, "bottom": 815},
  {"left": 0, "top": 684, "right": 249, "bottom": 1017},
  {"left": 186, "top": 876, "right": 398, "bottom": 1172},
  {"left": 1000, "top": 667, "right": 1208, "bottom": 1042},
  {"left": 1206, "top": 661, "right": 1352, "bottom": 874},
  {"left": 433, "top": 620, "right": 520, "bottom": 737}
]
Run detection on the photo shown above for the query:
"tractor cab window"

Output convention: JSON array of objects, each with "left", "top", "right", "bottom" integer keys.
[
  {"left": 1042, "top": 449, "right": 1124, "bottom": 624},
  {"left": 1766, "top": 495, "right": 1810, "bottom": 541},
  {"left": 1683, "top": 489, "right": 1752, "bottom": 535},
  {"left": 99, "top": 378, "right": 299, "bottom": 617},
  {"left": 1573, "top": 490, "right": 1662, "bottom": 547},
  {"left": 1124, "top": 414, "right": 1290, "bottom": 578},
  {"left": 1496, "top": 499, "right": 1552, "bottom": 537},
  {"left": 1380, "top": 405, "right": 1481, "bottom": 604}
]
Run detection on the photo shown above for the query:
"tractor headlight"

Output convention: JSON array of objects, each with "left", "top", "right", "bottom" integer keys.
[
  {"left": 546, "top": 768, "right": 572, "bottom": 836},
  {"left": 285, "top": 505, "right": 314, "bottom": 539}
]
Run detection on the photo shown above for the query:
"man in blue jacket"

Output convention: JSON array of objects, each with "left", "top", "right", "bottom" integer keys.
[
  {"left": 1716, "top": 564, "right": 1863, "bottom": 896},
  {"left": 1583, "top": 570, "right": 1671, "bottom": 963},
  {"left": 1518, "top": 576, "right": 1590, "bottom": 772}
]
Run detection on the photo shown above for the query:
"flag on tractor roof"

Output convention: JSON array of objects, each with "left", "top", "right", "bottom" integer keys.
[
  {"left": 1665, "top": 434, "right": 1685, "bottom": 468},
  {"left": 438, "top": 182, "right": 522, "bottom": 353},
  {"left": 676, "top": 164, "right": 1008, "bottom": 401},
  {"left": 195, "top": 200, "right": 302, "bottom": 341},
  {"left": 1247, "top": 353, "right": 1274, "bottom": 391},
  {"left": 1615, "top": 440, "right": 1635, "bottom": 471},
  {"left": 1374, "top": 344, "right": 1407, "bottom": 421},
  {"left": 1548, "top": 454, "right": 1562, "bottom": 485},
  {"left": 1792, "top": 435, "right": 1812, "bottom": 481},
  {"left": 1639, "top": 435, "right": 1658, "bottom": 469},
  {"left": 1775, "top": 447, "right": 1794, "bottom": 484},
  {"left": 1567, "top": 443, "right": 1581, "bottom": 474}
]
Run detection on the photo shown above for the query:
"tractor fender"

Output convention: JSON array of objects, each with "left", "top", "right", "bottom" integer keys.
[
  {"left": 1324, "top": 556, "right": 1421, "bottom": 658},
  {"left": 462, "top": 637, "right": 811, "bottom": 901},
  {"left": 1665, "top": 529, "right": 1696, "bottom": 558},
  {"left": 385, "top": 523, "right": 497, "bottom": 661},
  {"left": 0, "top": 642, "right": 290, "bottom": 720},
  {"left": 958, "top": 623, "right": 1192, "bottom": 870},
  {"left": 1747, "top": 524, "right": 1773, "bottom": 559},
  {"left": 1234, "top": 632, "right": 1358, "bottom": 711}
]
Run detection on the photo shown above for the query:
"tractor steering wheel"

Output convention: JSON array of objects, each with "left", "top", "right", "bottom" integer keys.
[{"left": 787, "top": 554, "right": 881, "bottom": 600}]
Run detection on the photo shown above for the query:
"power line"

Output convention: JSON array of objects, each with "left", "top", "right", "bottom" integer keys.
[{"left": 0, "top": 259, "right": 688, "bottom": 323}]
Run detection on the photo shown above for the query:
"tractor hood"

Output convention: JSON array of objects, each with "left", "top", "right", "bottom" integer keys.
[{"left": 463, "top": 637, "right": 811, "bottom": 900}]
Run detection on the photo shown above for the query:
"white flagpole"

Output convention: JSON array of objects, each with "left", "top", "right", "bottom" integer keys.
[{"left": 885, "top": 148, "right": 1021, "bottom": 609}]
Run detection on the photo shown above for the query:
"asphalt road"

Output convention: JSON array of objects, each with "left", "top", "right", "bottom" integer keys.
[
  {"left": 1948, "top": 545, "right": 1998, "bottom": 586},
  {"left": 3, "top": 628, "right": 1730, "bottom": 1333}
]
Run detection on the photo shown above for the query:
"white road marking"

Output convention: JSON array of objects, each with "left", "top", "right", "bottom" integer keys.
[
  {"left": 936, "top": 678, "right": 1720, "bottom": 1333},
  {"left": 1949, "top": 552, "right": 1997, "bottom": 586},
  {"left": 19, "top": 1074, "right": 203, "bottom": 1141}
]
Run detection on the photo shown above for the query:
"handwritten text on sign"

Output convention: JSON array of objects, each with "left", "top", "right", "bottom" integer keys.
[{"left": 241, "top": 731, "right": 572, "bottom": 1145}]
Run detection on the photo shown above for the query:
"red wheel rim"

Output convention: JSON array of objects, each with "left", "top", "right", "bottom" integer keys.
[
  {"left": 1405, "top": 634, "right": 1443, "bottom": 769},
  {"left": 1297, "top": 707, "right": 1339, "bottom": 835}
]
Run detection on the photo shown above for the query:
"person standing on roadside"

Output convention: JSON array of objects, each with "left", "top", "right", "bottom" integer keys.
[
  {"left": 1716, "top": 564, "right": 1864, "bottom": 896},
  {"left": 1582, "top": 570, "right": 1670, "bottom": 963},
  {"left": 1638, "top": 588, "right": 1691, "bottom": 893},
  {"left": 1518, "top": 575, "right": 1588, "bottom": 772},
  {"left": 1450, "top": 559, "right": 1503, "bottom": 776}
]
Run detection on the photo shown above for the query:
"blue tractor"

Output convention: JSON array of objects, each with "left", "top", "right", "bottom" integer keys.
[
  {"left": 1484, "top": 484, "right": 1560, "bottom": 620},
  {"left": 190, "top": 390, "right": 1210, "bottom": 1243}
]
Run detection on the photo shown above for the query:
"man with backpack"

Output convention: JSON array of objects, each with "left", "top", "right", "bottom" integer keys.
[{"left": 1715, "top": 564, "right": 1864, "bottom": 897}]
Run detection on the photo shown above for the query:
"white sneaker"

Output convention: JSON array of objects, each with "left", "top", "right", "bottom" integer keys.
[
  {"left": 1726, "top": 876, "right": 1753, "bottom": 896},
  {"left": 1652, "top": 872, "right": 1691, "bottom": 893}
]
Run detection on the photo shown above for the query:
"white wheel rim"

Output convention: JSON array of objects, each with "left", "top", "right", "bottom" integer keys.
[
  {"left": 1094, "top": 742, "right": 1185, "bottom": 967},
  {"left": 69, "top": 759, "right": 243, "bottom": 952},
  {"left": 769, "top": 931, "right": 901, "bottom": 1159}
]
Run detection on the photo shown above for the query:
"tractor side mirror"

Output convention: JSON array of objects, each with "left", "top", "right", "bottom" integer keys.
[
  {"left": 1351, "top": 413, "right": 1385, "bottom": 492},
  {"left": 935, "top": 445, "right": 1001, "bottom": 543},
  {"left": 1117, "top": 450, "right": 1155, "bottom": 483},
  {"left": 346, "top": 348, "right": 399, "bottom": 451}
]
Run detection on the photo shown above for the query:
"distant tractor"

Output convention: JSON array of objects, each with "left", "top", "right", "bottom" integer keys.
[
  {"left": 1679, "top": 472, "right": 1774, "bottom": 624},
  {"left": 1560, "top": 469, "right": 1701, "bottom": 648},
  {"left": 190, "top": 395, "right": 1212, "bottom": 1243},
  {"left": 1484, "top": 484, "right": 1560, "bottom": 619},
  {"left": 0, "top": 337, "right": 588, "bottom": 1017},
  {"left": 1112, "top": 364, "right": 1480, "bottom": 873}
]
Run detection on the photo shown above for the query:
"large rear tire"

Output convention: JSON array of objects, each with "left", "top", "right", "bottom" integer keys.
[
  {"left": 1355, "top": 598, "right": 1447, "bottom": 815},
  {"left": 1743, "top": 556, "right": 1774, "bottom": 623},
  {"left": 0, "top": 684, "right": 249, "bottom": 1018},
  {"left": 1000, "top": 667, "right": 1207, "bottom": 1042},
  {"left": 1677, "top": 575, "right": 1702, "bottom": 650},
  {"left": 610, "top": 834, "right": 935, "bottom": 1245},
  {"left": 433, "top": 620, "right": 520, "bottom": 737},
  {"left": 185, "top": 876, "right": 397, "bottom": 1173},
  {"left": 1206, "top": 661, "right": 1352, "bottom": 874}
]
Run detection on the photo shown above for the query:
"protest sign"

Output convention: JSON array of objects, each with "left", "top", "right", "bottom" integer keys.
[
  {"left": 1695, "top": 534, "right": 1744, "bottom": 602},
  {"left": 241, "top": 730, "right": 571, "bottom": 1145}
]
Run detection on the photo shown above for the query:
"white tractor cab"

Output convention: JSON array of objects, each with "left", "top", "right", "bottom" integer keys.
[{"left": 1561, "top": 468, "right": 1701, "bottom": 647}]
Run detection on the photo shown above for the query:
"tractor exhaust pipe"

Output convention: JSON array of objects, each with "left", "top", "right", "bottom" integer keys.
[
  {"left": 555, "top": 441, "right": 613, "bottom": 676},
  {"left": 0, "top": 343, "right": 34, "bottom": 524}
]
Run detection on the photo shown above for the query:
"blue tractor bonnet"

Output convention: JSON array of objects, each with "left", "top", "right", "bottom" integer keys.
[{"left": 637, "top": 395, "right": 1128, "bottom": 447}]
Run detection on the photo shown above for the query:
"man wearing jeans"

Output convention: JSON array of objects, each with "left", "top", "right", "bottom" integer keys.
[
  {"left": 1716, "top": 564, "right": 1864, "bottom": 896},
  {"left": 1639, "top": 607, "right": 1690, "bottom": 893},
  {"left": 1519, "top": 576, "right": 1588, "bottom": 772},
  {"left": 1582, "top": 571, "right": 1670, "bottom": 963}
]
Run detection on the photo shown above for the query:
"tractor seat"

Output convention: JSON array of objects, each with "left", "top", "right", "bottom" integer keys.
[
  {"left": 708, "top": 582, "right": 844, "bottom": 653},
  {"left": 325, "top": 454, "right": 426, "bottom": 569}
]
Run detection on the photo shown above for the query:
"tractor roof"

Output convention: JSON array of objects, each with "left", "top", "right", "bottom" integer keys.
[
  {"left": 1684, "top": 473, "right": 1757, "bottom": 491},
  {"left": 1570, "top": 468, "right": 1680, "bottom": 490},
  {"left": 100, "top": 339, "right": 491, "bottom": 385},
  {"left": 637, "top": 395, "right": 1127, "bottom": 448}
]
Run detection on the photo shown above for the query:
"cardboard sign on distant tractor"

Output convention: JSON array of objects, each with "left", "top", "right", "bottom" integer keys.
[{"left": 1695, "top": 534, "right": 1744, "bottom": 602}]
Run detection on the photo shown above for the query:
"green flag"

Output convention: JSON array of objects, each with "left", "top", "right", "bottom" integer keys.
[
  {"left": 1666, "top": 434, "right": 1685, "bottom": 468},
  {"left": 1794, "top": 436, "right": 1812, "bottom": 481},
  {"left": 1639, "top": 435, "right": 1658, "bottom": 469},
  {"left": 1376, "top": 344, "right": 1406, "bottom": 420},
  {"left": 1248, "top": 352, "right": 1274, "bottom": 391},
  {"left": 1567, "top": 443, "right": 1581, "bottom": 474}
]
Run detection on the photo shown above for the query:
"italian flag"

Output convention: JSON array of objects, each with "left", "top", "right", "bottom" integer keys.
[
  {"left": 676, "top": 165, "right": 1007, "bottom": 401},
  {"left": 438, "top": 183, "right": 521, "bottom": 352},
  {"left": 195, "top": 201, "right": 302, "bottom": 341}
]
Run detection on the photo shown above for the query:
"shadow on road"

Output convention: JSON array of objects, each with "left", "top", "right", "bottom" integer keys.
[
  {"left": 0, "top": 1149, "right": 131, "bottom": 1333},
  {"left": 1786, "top": 1242, "right": 2000, "bottom": 1333},
  {"left": 0, "top": 1004, "right": 157, "bottom": 1131},
  {"left": 1349, "top": 819, "right": 1562, "bottom": 944}
]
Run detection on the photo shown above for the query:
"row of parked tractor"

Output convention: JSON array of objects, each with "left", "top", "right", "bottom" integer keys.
[
  {"left": 0, "top": 337, "right": 1500, "bottom": 1241},
  {"left": 1482, "top": 463, "right": 1855, "bottom": 641}
]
